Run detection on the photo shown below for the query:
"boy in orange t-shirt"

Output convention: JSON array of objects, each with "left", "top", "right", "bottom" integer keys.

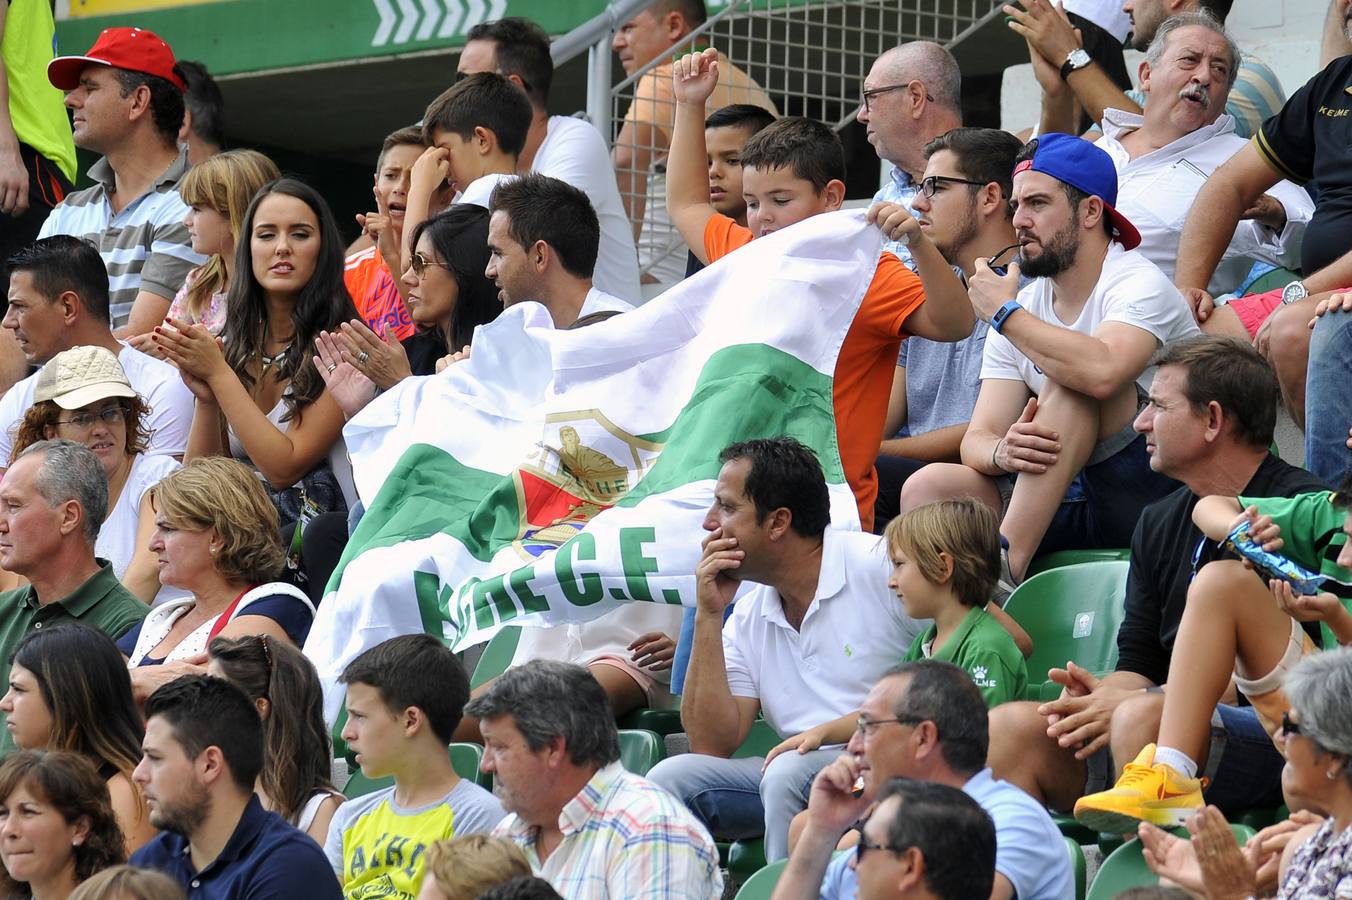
[{"left": 667, "top": 49, "right": 975, "bottom": 530}]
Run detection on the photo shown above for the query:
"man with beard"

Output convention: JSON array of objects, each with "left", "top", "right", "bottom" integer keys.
[
  {"left": 869, "top": 127, "right": 1024, "bottom": 527},
  {"left": 130, "top": 676, "right": 342, "bottom": 899},
  {"left": 900, "top": 135, "right": 1198, "bottom": 586}
]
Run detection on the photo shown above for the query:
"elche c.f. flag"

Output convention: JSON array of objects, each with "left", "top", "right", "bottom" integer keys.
[{"left": 304, "top": 210, "right": 883, "bottom": 721}]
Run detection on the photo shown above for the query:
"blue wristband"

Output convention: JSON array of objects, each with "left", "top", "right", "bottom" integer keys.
[{"left": 990, "top": 300, "right": 1022, "bottom": 334}]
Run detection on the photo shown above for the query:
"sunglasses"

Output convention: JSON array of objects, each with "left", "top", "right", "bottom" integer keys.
[{"left": 409, "top": 252, "right": 453, "bottom": 278}]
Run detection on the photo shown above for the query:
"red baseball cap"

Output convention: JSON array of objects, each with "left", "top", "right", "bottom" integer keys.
[{"left": 48, "top": 27, "right": 185, "bottom": 92}]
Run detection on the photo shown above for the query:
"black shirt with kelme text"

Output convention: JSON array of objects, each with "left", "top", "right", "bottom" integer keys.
[
  {"left": 1254, "top": 55, "right": 1352, "bottom": 276},
  {"left": 1115, "top": 454, "right": 1329, "bottom": 686}
]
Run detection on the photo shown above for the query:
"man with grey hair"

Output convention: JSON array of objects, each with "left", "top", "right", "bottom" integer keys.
[
  {"left": 858, "top": 41, "right": 963, "bottom": 265},
  {"left": 467, "top": 660, "right": 722, "bottom": 899},
  {"left": 773, "top": 660, "right": 1072, "bottom": 900},
  {"left": 1095, "top": 13, "right": 1311, "bottom": 304},
  {"left": 0, "top": 439, "right": 148, "bottom": 752}
]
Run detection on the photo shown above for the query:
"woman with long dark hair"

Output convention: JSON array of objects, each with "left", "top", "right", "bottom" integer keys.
[
  {"left": 206, "top": 635, "right": 342, "bottom": 843},
  {"left": 0, "top": 626, "right": 153, "bottom": 852},
  {"left": 153, "top": 177, "right": 360, "bottom": 527},
  {"left": 314, "top": 205, "right": 501, "bottom": 414}
]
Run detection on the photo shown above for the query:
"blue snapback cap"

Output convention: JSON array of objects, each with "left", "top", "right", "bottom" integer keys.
[{"left": 1013, "top": 132, "right": 1141, "bottom": 251}]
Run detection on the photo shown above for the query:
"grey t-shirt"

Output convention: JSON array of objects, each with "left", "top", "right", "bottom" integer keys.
[{"left": 895, "top": 320, "right": 988, "bottom": 438}]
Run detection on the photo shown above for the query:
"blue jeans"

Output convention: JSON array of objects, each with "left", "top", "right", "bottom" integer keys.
[
  {"left": 1204, "top": 703, "right": 1287, "bottom": 813},
  {"left": 1040, "top": 432, "right": 1180, "bottom": 554},
  {"left": 670, "top": 603, "right": 735, "bottom": 695},
  {"left": 646, "top": 747, "right": 840, "bottom": 862},
  {"left": 1305, "top": 309, "right": 1352, "bottom": 485}
]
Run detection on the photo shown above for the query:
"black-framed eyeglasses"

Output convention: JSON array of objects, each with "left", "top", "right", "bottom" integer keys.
[
  {"left": 855, "top": 714, "right": 927, "bottom": 739},
  {"left": 919, "top": 175, "right": 988, "bottom": 200},
  {"left": 55, "top": 404, "right": 128, "bottom": 429},
  {"left": 855, "top": 828, "right": 907, "bottom": 865},
  {"left": 861, "top": 81, "right": 934, "bottom": 113},
  {"left": 409, "top": 252, "right": 453, "bottom": 278},
  {"left": 1281, "top": 711, "right": 1301, "bottom": 737}
]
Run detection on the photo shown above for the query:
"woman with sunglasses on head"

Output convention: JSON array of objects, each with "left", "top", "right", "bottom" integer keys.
[
  {"left": 6, "top": 347, "right": 180, "bottom": 604},
  {"left": 0, "top": 625, "right": 156, "bottom": 853},
  {"left": 206, "top": 635, "right": 344, "bottom": 844},
  {"left": 314, "top": 205, "right": 502, "bottom": 418},
  {"left": 152, "top": 177, "right": 360, "bottom": 528}
]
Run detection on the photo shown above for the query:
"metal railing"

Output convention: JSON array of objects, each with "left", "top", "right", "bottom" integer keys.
[{"left": 555, "top": 0, "right": 1003, "bottom": 284}]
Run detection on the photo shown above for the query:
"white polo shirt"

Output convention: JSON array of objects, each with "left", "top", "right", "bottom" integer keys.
[
  {"left": 1096, "top": 109, "right": 1312, "bottom": 295},
  {"left": 722, "top": 528, "right": 925, "bottom": 737}
]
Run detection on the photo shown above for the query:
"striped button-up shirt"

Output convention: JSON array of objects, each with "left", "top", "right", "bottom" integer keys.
[
  {"left": 39, "top": 148, "right": 204, "bottom": 328},
  {"left": 496, "top": 762, "right": 722, "bottom": 900}
]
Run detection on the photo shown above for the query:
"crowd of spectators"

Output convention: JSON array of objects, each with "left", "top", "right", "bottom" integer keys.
[{"left": 2, "top": 0, "right": 1352, "bottom": 897}]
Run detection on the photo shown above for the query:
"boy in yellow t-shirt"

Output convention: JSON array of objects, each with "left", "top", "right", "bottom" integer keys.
[{"left": 326, "top": 635, "right": 505, "bottom": 900}]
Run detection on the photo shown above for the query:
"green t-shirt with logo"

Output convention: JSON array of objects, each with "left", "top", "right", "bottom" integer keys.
[
  {"left": 1239, "top": 490, "right": 1351, "bottom": 648},
  {"left": 904, "top": 606, "right": 1027, "bottom": 707}
]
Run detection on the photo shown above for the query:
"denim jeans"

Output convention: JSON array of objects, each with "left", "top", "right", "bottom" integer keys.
[
  {"left": 670, "top": 603, "right": 735, "bottom": 695},
  {"left": 646, "top": 747, "right": 841, "bottom": 862},
  {"left": 1305, "top": 309, "right": 1352, "bottom": 485},
  {"left": 1204, "top": 703, "right": 1287, "bottom": 813},
  {"left": 1040, "top": 432, "right": 1180, "bottom": 554}
]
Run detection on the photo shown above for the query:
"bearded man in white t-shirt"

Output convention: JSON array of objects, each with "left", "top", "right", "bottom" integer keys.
[{"left": 899, "top": 134, "right": 1199, "bottom": 587}]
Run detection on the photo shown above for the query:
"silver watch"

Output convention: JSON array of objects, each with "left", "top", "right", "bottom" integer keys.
[
  {"left": 1281, "top": 280, "right": 1308, "bottom": 305},
  {"left": 1060, "top": 48, "right": 1091, "bottom": 80}
]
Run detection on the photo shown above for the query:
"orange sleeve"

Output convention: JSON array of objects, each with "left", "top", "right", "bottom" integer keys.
[
  {"left": 703, "top": 214, "right": 754, "bottom": 264},
  {"left": 861, "top": 252, "right": 928, "bottom": 339}
]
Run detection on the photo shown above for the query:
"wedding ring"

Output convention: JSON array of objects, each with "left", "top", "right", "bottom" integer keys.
[
  {"left": 327, "top": 363, "right": 337, "bottom": 373},
  {"left": 357, "top": 351, "right": 370, "bottom": 364}
]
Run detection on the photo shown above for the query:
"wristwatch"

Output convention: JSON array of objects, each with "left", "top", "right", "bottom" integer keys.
[
  {"left": 1060, "top": 48, "right": 1092, "bottom": 81},
  {"left": 990, "top": 300, "right": 1023, "bottom": 334},
  {"left": 1280, "top": 280, "right": 1308, "bottom": 305}
]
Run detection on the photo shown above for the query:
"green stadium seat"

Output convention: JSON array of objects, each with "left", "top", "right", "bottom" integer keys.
[
  {"left": 1025, "top": 548, "right": 1131, "bottom": 578},
  {"left": 1085, "top": 824, "right": 1256, "bottom": 899},
  {"left": 342, "top": 742, "right": 488, "bottom": 798},
  {"left": 617, "top": 728, "right": 665, "bottom": 776},
  {"left": 732, "top": 858, "right": 787, "bottom": 900},
  {"left": 1005, "top": 561, "right": 1130, "bottom": 700},
  {"left": 618, "top": 706, "right": 685, "bottom": 736},
  {"left": 1066, "top": 835, "right": 1087, "bottom": 900}
]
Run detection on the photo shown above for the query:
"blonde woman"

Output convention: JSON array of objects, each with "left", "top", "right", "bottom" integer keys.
[
  {"left": 417, "top": 835, "right": 531, "bottom": 900},
  {"left": 116, "top": 458, "right": 314, "bottom": 702}
]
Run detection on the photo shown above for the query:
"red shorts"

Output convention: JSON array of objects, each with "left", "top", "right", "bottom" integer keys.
[{"left": 1226, "top": 288, "right": 1283, "bottom": 339}]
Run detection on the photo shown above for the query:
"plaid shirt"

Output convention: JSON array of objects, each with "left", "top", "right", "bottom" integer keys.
[{"left": 495, "top": 762, "right": 722, "bottom": 899}]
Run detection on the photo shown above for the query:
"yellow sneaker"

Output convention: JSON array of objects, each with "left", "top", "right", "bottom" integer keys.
[{"left": 1073, "top": 744, "right": 1205, "bottom": 834}]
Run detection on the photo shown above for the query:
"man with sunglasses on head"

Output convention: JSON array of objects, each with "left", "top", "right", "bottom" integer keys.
[
  {"left": 867, "top": 128, "right": 1024, "bottom": 529},
  {"left": 771, "top": 660, "right": 1073, "bottom": 900}
]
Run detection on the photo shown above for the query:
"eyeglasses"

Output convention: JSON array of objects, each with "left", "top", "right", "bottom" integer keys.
[
  {"left": 409, "top": 252, "right": 453, "bottom": 278},
  {"left": 55, "top": 404, "right": 128, "bottom": 429},
  {"left": 854, "top": 828, "right": 906, "bottom": 865},
  {"left": 855, "top": 714, "right": 926, "bottom": 739},
  {"left": 919, "top": 175, "right": 989, "bottom": 200},
  {"left": 1281, "top": 711, "right": 1302, "bottom": 737},
  {"left": 861, "top": 82, "right": 934, "bottom": 113}
]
